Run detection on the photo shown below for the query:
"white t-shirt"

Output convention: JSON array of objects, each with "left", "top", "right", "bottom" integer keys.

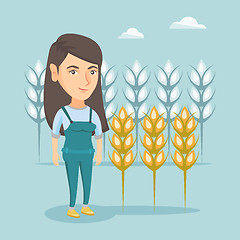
[{"left": 51, "top": 105, "right": 103, "bottom": 139}]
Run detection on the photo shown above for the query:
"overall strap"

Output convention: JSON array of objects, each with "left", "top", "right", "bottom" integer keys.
[
  {"left": 89, "top": 107, "right": 92, "bottom": 123},
  {"left": 61, "top": 106, "right": 73, "bottom": 123}
]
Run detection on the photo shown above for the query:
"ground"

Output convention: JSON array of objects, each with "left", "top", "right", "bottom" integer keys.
[{"left": 2, "top": 158, "right": 236, "bottom": 240}]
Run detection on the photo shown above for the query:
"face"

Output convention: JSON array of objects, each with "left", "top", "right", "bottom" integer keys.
[{"left": 50, "top": 53, "right": 99, "bottom": 100}]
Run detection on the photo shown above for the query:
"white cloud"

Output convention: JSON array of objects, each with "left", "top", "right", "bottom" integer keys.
[
  {"left": 118, "top": 28, "right": 144, "bottom": 39},
  {"left": 170, "top": 17, "right": 206, "bottom": 29}
]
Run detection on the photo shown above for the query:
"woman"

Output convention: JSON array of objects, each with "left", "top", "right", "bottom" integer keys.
[{"left": 44, "top": 33, "right": 109, "bottom": 218}]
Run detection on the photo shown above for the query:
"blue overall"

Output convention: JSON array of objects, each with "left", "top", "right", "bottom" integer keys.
[{"left": 61, "top": 106, "right": 96, "bottom": 207}]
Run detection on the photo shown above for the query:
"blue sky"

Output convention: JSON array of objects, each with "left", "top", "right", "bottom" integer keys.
[{"left": 1, "top": 0, "right": 239, "bottom": 239}]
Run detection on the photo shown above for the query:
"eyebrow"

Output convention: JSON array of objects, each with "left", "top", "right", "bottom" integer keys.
[
  {"left": 67, "top": 65, "right": 79, "bottom": 69},
  {"left": 88, "top": 66, "right": 98, "bottom": 70}
]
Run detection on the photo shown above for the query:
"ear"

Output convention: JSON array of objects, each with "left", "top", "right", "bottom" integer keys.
[{"left": 50, "top": 63, "right": 58, "bottom": 82}]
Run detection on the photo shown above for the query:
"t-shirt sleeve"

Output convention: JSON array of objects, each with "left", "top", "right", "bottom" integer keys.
[
  {"left": 51, "top": 109, "right": 63, "bottom": 139},
  {"left": 92, "top": 109, "right": 103, "bottom": 139}
]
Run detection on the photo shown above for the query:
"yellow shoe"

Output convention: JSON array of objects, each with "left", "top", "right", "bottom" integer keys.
[
  {"left": 67, "top": 209, "right": 80, "bottom": 218},
  {"left": 81, "top": 206, "right": 95, "bottom": 216}
]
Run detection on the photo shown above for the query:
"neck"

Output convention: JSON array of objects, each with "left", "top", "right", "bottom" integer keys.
[{"left": 69, "top": 98, "right": 86, "bottom": 108}]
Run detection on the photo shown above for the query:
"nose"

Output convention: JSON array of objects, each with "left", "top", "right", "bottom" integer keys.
[{"left": 79, "top": 71, "right": 90, "bottom": 86}]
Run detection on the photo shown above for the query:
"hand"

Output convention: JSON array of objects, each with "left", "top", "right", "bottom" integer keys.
[
  {"left": 94, "top": 152, "right": 102, "bottom": 165},
  {"left": 53, "top": 152, "right": 61, "bottom": 166}
]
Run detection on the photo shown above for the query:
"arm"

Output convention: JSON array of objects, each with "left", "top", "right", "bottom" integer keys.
[
  {"left": 51, "top": 109, "right": 63, "bottom": 166},
  {"left": 94, "top": 138, "right": 102, "bottom": 166},
  {"left": 52, "top": 137, "right": 61, "bottom": 166},
  {"left": 92, "top": 110, "right": 103, "bottom": 165}
]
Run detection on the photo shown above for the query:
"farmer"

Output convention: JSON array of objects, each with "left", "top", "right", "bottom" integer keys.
[{"left": 44, "top": 33, "right": 109, "bottom": 218}]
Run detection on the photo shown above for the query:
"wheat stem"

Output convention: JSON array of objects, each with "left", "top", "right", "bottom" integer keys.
[
  {"left": 38, "top": 123, "right": 41, "bottom": 162},
  {"left": 184, "top": 170, "right": 187, "bottom": 209},
  {"left": 200, "top": 122, "right": 203, "bottom": 163},
  {"left": 153, "top": 170, "right": 156, "bottom": 210},
  {"left": 122, "top": 170, "right": 124, "bottom": 210}
]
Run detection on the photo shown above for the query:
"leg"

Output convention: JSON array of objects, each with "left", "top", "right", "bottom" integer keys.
[
  {"left": 65, "top": 159, "right": 79, "bottom": 208},
  {"left": 79, "top": 153, "right": 94, "bottom": 205}
]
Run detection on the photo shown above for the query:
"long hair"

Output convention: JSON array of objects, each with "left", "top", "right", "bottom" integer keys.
[{"left": 44, "top": 33, "right": 109, "bottom": 136}]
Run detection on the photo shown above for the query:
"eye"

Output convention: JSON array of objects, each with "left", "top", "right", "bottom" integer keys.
[
  {"left": 69, "top": 70, "right": 78, "bottom": 75},
  {"left": 90, "top": 70, "right": 97, "bottom": 75}
]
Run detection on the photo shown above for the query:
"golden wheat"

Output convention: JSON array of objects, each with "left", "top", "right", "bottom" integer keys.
[
  {"left": 108, "top": 106, "right": 137, "bottom": 208},
  {"left": 139, "top": 106, "right": 168, "bottom": 209},
  {"left": 170, "top": 106, "right": 200, "bottom": 208}
]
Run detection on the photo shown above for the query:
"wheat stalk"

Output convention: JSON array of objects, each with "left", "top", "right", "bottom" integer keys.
[
  {"left": 187, "top": 60, "right": 216, "bottom": 162},
  {"left": 101, "top": 60, "right": 118, "bottom": 162},
  {"left": 170, "top": 106, "right": 199, "bottom": 208},
  {"left": 139, "top": 106, "right": 168, "bottom": 210},
  {"left": 24, "top": 60, "right": 45, "bottom": 162},
  {"left": 155, "top": 60, "right": 182, "bottom": 161},
  {"left": 108, "top": 106, "right": 137, "bottom": 208},
  {"left": 122, "top": 60, "right": 151, "bottom": 161}
]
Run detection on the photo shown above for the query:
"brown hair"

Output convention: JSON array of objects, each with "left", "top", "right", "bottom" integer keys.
[{"left": 44, "top": 33, "right": 109, "bottom": 136}]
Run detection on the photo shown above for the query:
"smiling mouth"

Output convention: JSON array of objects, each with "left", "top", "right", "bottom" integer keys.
[{"left": 79, "top": 88, "right": 88, "bottom": 91}]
